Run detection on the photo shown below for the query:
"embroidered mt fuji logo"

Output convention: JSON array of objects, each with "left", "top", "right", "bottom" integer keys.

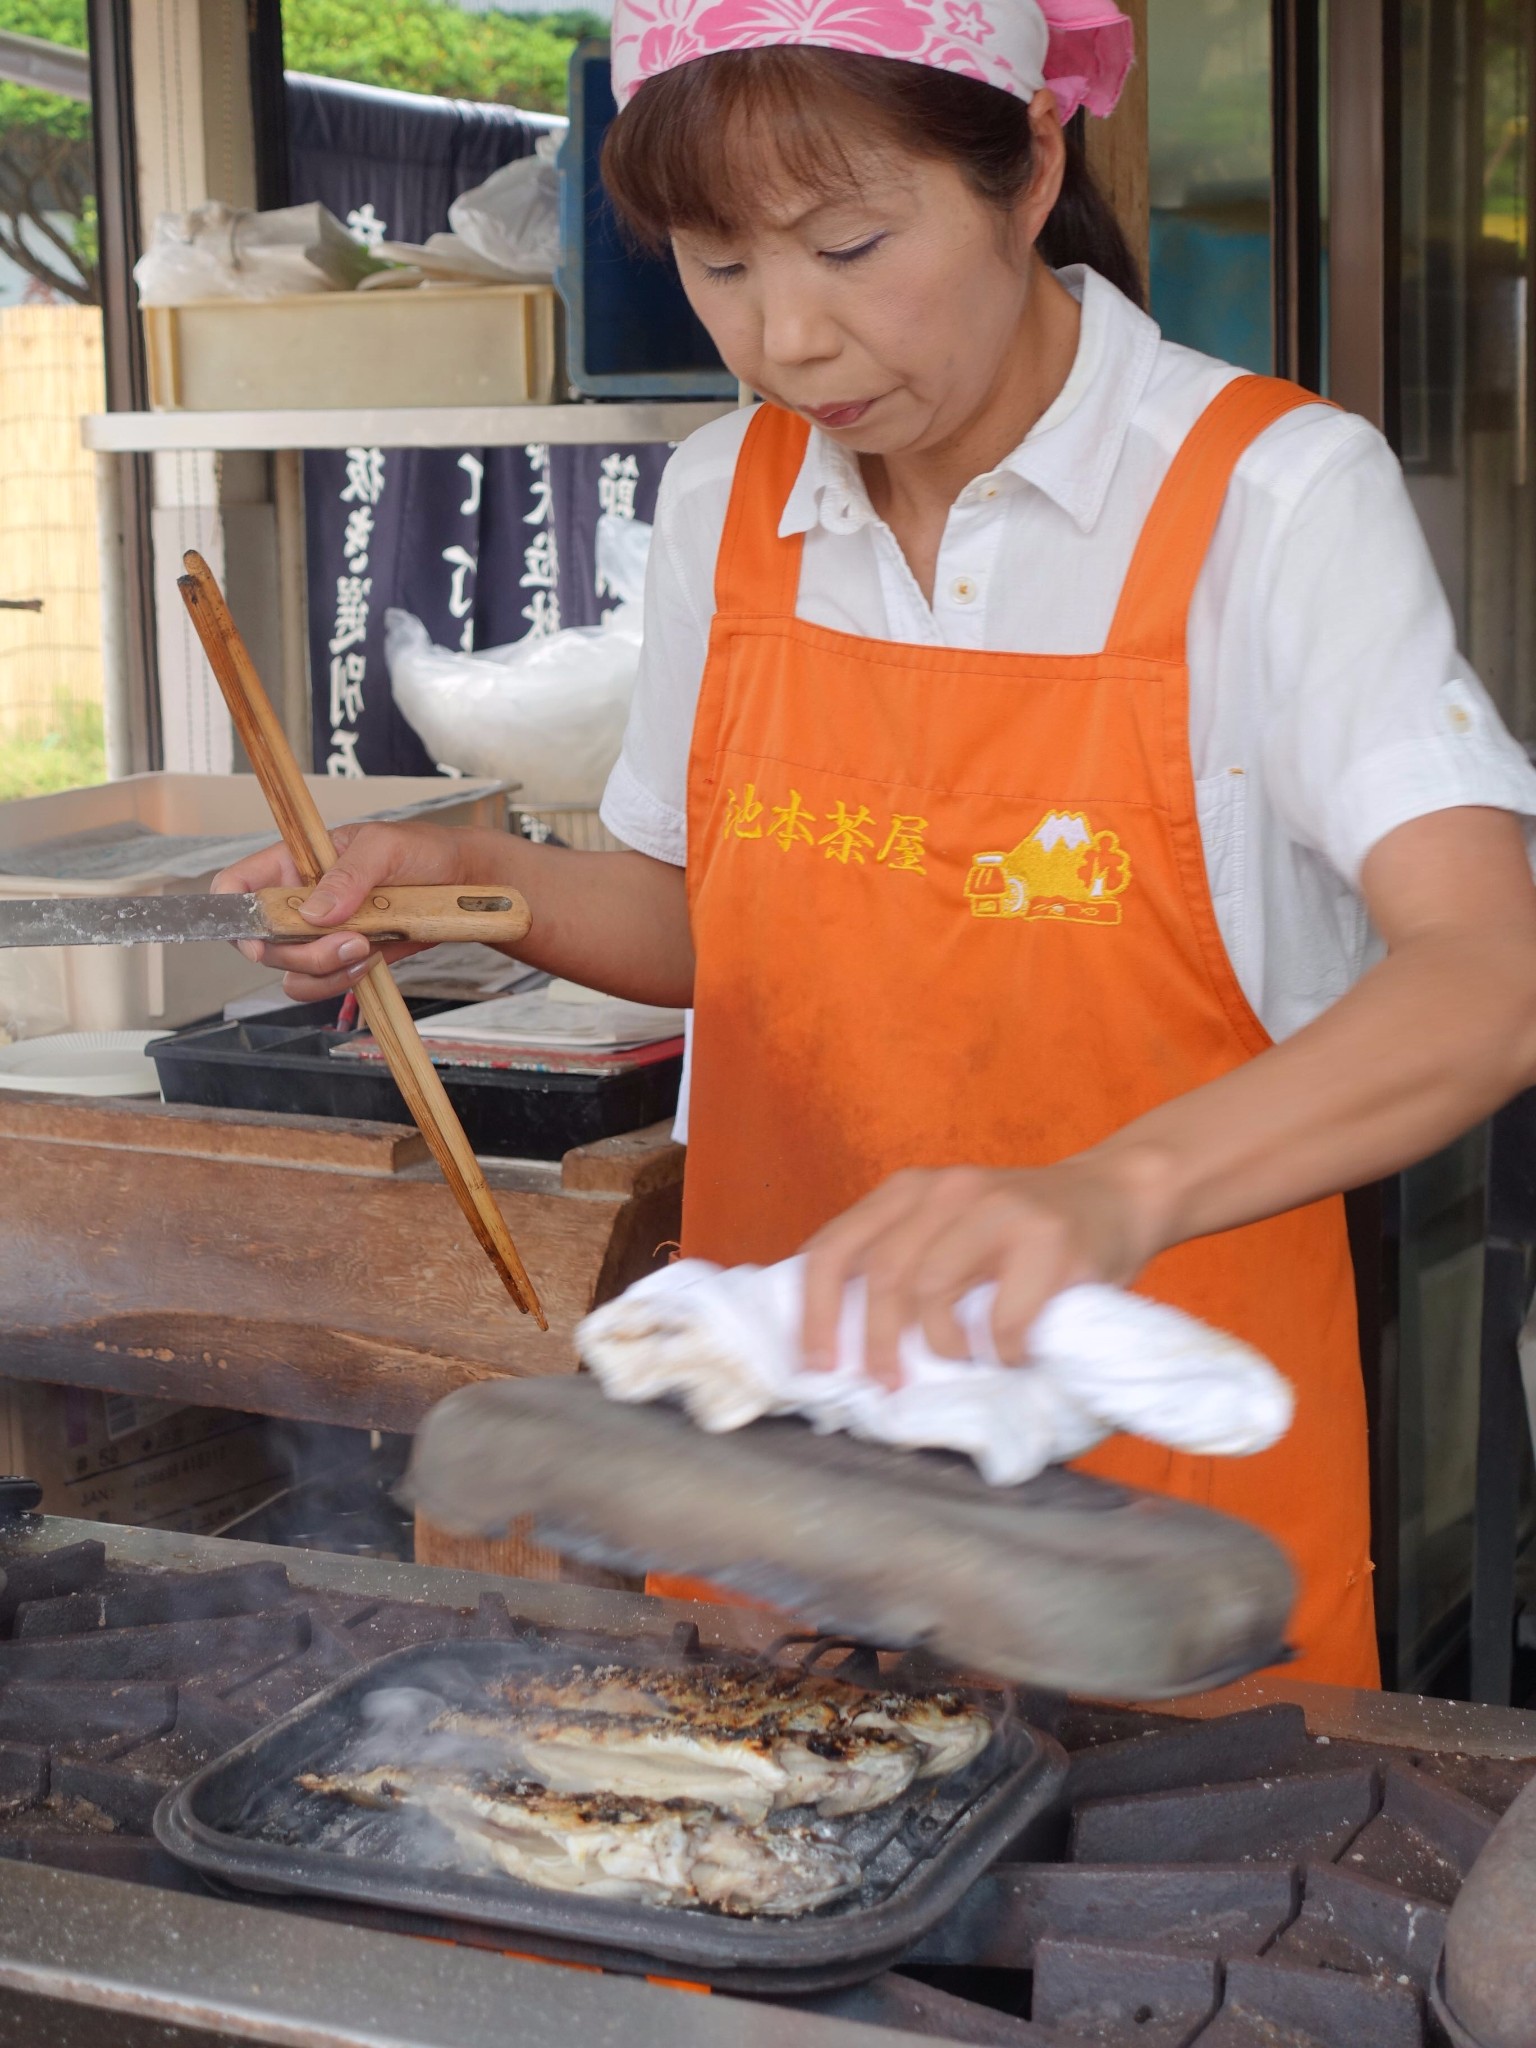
[{"left": 965, "top": 811, "right": 1132, "bottom": 924}]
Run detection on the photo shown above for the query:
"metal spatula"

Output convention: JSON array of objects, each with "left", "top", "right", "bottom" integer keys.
[
  {"left": 405, "top": 1375, "right": 1296, "bottom": 1699},
  {"left": 0, "top": 887, "right": 531, "bottom": 950}
]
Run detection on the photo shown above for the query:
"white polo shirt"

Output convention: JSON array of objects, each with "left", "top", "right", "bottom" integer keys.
[{"left": 602, "top": 263, "right": 1536, "bottom": 1050}]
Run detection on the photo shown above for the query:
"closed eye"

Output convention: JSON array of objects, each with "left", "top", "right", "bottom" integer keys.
[
  {"left": 822, "top": 235, "right": 887, "bottom": 267},
  {"left": 699, "top": 260, "right": 746, "bottom": 284}
]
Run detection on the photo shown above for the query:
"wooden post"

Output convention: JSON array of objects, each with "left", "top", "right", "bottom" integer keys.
[
  {"left": 1327, "top": 0, "right": 1397, "bottom": 436},
  {"left": 1083, "top": 0, "right": 1150, "bottom": 291}
]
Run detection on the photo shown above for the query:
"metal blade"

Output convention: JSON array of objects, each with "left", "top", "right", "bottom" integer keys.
[{"left": 0, "top": 894, "right": 271, "bottom": 948}]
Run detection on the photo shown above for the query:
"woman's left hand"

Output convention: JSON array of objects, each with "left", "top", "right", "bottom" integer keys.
[{"left": 800, "top": 1155, "right": 1172, "bottom": 1388}]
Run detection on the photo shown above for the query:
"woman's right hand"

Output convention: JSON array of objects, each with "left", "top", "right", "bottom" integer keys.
[{"left": 212, "top": 821, "right": 473, "bottom": 1001}]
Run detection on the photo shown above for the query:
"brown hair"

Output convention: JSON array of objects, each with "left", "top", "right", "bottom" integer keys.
[{"left": 601, "top": 46, "right": 1144, "bottom": 309}]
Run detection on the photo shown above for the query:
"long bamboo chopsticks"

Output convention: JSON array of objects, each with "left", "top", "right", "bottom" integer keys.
[{"left": 177, "top": 550, "right": 546, "bottom": 1328}]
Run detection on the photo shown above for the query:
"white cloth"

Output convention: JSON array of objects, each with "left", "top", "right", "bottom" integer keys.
[
  {"left": 576, "top": 1256, "right": 1295, "bottom": 1488},
  {"left": 602, "top": 265, "right": 1536, "bottom": 1071}
]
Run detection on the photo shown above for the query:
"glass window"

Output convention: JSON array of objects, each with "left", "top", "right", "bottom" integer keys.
[
  {"left": 1399, "top": 0, "right": 1533, "bottom": 739},
  {"left": 1147, "top": 0, "right": 1275, "bottom": 372},
  {"left": 1391, "top": 0, "right": 1534, "bottom": 1694}
]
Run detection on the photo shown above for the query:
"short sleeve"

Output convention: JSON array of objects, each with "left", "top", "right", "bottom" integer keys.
[
  {"left": 1257, "top": 423, "right": 1536, "bottom": 885},
  {"left": 599, "top": 414, "right": 747, "bottom": 865}
]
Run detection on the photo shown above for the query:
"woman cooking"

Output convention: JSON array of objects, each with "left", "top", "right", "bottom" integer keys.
[{"left": 218, "top": 0, "right": 1536, "bottom": 1689}]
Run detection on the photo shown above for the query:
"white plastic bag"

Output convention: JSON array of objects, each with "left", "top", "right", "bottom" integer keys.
[
  {"left": 447, "top": 131, "right": 565, "bottom": 283},
  {"left": 384, "top": 516, "right": 650, "bottom": 806},
  {"left": 133, "top": 202, "right": 385, "bottom": 305}
]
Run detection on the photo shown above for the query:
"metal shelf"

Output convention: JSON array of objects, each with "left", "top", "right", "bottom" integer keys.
[{"left": 81, "top": 401, "right": 735, "bottom": 453}]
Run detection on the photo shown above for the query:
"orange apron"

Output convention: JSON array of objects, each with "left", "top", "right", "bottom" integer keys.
[{"left": 650, "top": 377, "right": 1379, "bottom": 1690}]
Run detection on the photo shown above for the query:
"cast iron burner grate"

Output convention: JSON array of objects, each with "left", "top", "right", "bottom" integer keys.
[{"left": 0, "top": 1538, "right": 1532, "bottom": 2044}]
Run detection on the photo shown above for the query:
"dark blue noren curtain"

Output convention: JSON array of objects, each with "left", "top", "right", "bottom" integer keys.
[{"left": 287, "top": 73, "right": 672, "bottom": 780}]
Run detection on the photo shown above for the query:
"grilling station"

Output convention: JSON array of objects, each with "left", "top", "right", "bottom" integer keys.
[
  {"left": 0, "top": 570, "right": 1529, "bottom": 2048},
  {"left": 5, "top": 2, "right": 1536, "bottom": 2045},
  {"left": 0, "top": 1508, "right": 1534, "bottom": 2047}
]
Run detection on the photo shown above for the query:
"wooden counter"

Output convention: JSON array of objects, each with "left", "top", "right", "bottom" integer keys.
[{"left": 0, "top": 1091, "right": 683, "bottom": 1433}]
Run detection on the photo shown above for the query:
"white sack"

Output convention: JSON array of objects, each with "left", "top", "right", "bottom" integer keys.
[
  {"left": 134, "top": 202, "right": 383, "bottom": 305},
  {"left": 384, "top": 515, "right": 650, "bottom": 805},
  {"left": 578, "top": 1256, "right": 1296, "bottom": 1488}
]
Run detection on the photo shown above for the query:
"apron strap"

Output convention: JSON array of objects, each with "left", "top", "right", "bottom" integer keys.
[
  {"left": 714, "top": 406, "right": 811, "bottom": 620},
  {"left": 1105, "top": 375, "right": 1333, "bottom": 666}
]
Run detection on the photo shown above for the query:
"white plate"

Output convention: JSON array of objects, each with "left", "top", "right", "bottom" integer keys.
[{"left": 0, "top": 1030, "right": 169, "bottom": 1097}]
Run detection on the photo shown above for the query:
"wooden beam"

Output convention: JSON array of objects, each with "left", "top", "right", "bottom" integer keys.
[
  {"left": 0, "top": 1096, "right": 683, "bottom": 1433},
  {"left": 0, "top": 1090, "right": 428, "bottom": 1174}
]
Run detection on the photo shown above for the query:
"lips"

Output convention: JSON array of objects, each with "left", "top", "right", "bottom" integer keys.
[{"left": 804, "top": 399, "right": 876, "bottom": 430}]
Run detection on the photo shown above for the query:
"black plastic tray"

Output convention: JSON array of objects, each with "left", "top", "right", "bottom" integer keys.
[
  {"left": 154, "top": 1637, "right": 1065, "bottom": 1992},
  {"left": 150, "top": 996, "right": 682, "bottom": 1161}
]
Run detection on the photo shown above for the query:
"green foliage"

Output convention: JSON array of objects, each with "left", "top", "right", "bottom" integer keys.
[
  {"left": 0, "top": 0, "right": 95, "bottom": 302},
  {"left": 280, "top": 1, "right": 603, "bottom": 116},
  {"left": 71, "top": 189, "right": 95, "bottom": 267},
  {"left": 0, "top": 0, "right": 91, "bottom": 146},
  {"left": 0, "top": 0, "right": 603, "bottom": 141},
  {"left": 0, "top": 698, "right": 105, "bottom": 804}
]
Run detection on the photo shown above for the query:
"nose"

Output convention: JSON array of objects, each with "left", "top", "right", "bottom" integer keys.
[{"left": 758, "top": 276, "right": 840, "bottom": 374}]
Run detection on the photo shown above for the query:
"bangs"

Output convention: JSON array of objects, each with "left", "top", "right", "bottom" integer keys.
[
  {"left": 601, "top": 44, "right": 1148, "bottom": 321},
  {"left": 601, "top": 48, "right": 984, "bottom": 248}
]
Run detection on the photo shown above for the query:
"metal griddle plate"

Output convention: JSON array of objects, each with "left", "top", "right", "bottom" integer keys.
[
  {"left": 404, "top": 1377, "right": 1296, "bottom": 1699},
  {"left": 154, "top": 1636, "right": 1065, "bottom": 1993}
]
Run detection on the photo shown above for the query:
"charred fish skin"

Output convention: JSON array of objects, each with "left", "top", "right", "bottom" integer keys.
[
  {"left": 503, "top": 1662, "right": 857, "bottom": 1735},
  {"left": 499, "top": 1662, "right": 993, "bottom": 1766},
  {"left": 298, "top": 1767, "right": 415, "bottom": 1810}
]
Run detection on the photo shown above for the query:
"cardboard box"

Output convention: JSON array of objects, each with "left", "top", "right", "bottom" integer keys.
[
  {"left": 144, "top": 285, "right": 559, "bottom": 411},
  {"left": 0, "top": 1382, "right": 287, "bottom": 1534}
]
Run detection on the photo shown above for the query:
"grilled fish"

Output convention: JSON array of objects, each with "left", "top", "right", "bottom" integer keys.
[
  {"left": 848, "top": 1695, "right": 995, "bottom": 1779},
  {"left": 432, "top": 1703, "right": 919, "bottom": 1821},
  {"left": 296, "top": 1765, "right": 860, "bottom": 1916},
  {"left": 484, "top": 1661, "right": 995, "bottom": 1792}
]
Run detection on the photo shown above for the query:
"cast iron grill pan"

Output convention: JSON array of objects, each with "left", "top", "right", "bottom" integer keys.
[{"left": 154, "top": 1634, "right": 1065, "bottom": 1991}]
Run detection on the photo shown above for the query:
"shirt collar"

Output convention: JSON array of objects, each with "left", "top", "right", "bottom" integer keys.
[{"left": 777, "top": 266, "right": 1162, "bottom": 542}]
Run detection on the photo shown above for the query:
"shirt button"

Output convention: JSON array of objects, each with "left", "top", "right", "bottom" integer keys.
[
  {"left": 981, "top": 482, "right": 1001, "bottom": 500},
  {"left": 950, "top": 576, "right": 978, "bottom": 605}
]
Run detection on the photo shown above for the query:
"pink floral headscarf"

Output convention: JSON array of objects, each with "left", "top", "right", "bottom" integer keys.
[{"left": 611, "top": 0, "right": 1135, "bottom": 121}]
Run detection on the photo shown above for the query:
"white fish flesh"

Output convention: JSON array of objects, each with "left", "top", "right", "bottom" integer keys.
[
  {"left": 296, "top": 1766, "right": 861, "bottom": 1916},
  {"left": 473, "top": 1661, "right": 994, "bottom": 1799},
  {"left": 848, "top": 1695, "right": 995, "bottom": 1779},
  {"left": 432, "top": 1704, "right": 919, "bottom": 1822}
]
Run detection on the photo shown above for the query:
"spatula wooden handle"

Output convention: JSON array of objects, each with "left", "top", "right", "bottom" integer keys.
[
  {"left": 177, "top": 552, "right": 546, "bottom": 1327},
  {"left": 254, "top": 885, "right": 533, "bottom": 946}
]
